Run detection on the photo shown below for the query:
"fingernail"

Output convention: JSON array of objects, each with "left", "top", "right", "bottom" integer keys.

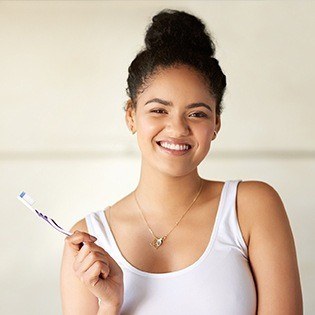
[
  {"left": 90, "top": 235, "right": 97, "bottom": 241},
  {"left": 92, "top": 279, "right": 99, "bottom": 286}
]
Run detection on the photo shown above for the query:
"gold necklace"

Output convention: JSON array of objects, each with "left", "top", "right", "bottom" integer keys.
[{"left": 133, "top": 178, "right": 204, "bottom": 249}]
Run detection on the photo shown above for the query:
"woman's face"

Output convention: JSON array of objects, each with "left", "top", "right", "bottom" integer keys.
[{"left": 126, "top": 64, "right": 221, "bottom": 177}]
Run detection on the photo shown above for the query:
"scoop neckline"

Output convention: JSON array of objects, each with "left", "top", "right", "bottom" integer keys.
[{"left": 99, "top": 180, "right": 229, "bottom": 278}]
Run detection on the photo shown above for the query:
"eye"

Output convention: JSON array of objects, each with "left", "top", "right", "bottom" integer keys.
[
  {"left": 150, "top": 109, "right": 167, "bottom": 114},
  {"left": 189, "top": 112, "right": 208, "bottom": 118}
]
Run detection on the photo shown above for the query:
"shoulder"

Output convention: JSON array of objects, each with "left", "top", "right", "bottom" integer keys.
[
  {"left": 237, "top": 180, "right": 287, "bottom": 239},
  {"left": 234, "top": 180, "right": 288, "bottom": 248},
  {"left": 69, "top": 217, "right": 89, "bottom": 234},
  {"left": 237, "top": 180, "right": 303, "bottom": 313},
  {"left": 237, "top": 179, "right": 284, "bottom": 215},
  {"left": 68, "top": 210, "right": 110, "bottom": 235}
]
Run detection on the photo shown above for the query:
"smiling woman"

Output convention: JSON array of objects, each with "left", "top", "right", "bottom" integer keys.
[
  {"left": 60, "top": 8, "right": 303, "bottom": 315},
  {"left": 126, "top": 64, "right": 218, "bottom": 176}
]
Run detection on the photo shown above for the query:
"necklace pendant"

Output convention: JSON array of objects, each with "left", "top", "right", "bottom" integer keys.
[{"left": 150, "top": 236, "right": 166, "bottom": 249}]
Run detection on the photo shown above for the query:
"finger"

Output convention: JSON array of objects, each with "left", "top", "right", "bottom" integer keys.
[
  {"left": 73, "top": 245, "right": 91, "bottom": 271},
  {"left": 77, "top": 242, "right": 107, "bottom": 259},
  {"left": 74, "top": 242, "right": 107, "bottom": 267},
  {"left": 82, "top": 260, "right": 110, "bottom": 287},
  {"left": 65, "top": 230, "right": 97, "bottom": 251},
  {"left": 75, "top": 250, "right": 109, "bottom": 276},
  {"left": 74, "top": 241, "right": 122, "bottom": 278}
]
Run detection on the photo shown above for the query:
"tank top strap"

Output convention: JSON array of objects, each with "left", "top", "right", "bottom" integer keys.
[
  {"left": 215, "top": 179, "right": 248, "bottom": 260},
  {"left": 85, "top": 207, "right": 121, "bottom": 260}
]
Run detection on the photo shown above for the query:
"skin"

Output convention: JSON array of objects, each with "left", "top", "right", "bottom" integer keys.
[
  {"left": 126, "top": 64, "right": 220, "bottom": 221},
  {"left": 60, "top": 64, "right": 303, "bottom": 314},
  {"left": 61, "top": 230, "right": 124, "bottom": 314}
]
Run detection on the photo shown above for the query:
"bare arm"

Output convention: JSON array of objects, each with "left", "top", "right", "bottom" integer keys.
[
  {"left": 60, "top": 219, "right": 100, "bottom": 314},
  {"left": 60, "top": 219, "right": 120, "bottom": 315},
  {"left": 239, "top": 181, "right": 303, "bottom": 314}
]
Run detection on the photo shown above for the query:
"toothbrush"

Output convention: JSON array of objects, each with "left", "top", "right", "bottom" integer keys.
[{"left": 17, "top": 191, "right": 72, "bottom": 236}]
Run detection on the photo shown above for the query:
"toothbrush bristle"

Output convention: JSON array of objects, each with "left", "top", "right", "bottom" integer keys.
[
  {"left": 19, "top": 191, "right": 35, "bottom": 205},
  {"left": 17, "top": 191, "right": 72, "bottom": 236}
]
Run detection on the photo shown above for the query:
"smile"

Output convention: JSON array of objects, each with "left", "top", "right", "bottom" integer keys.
[{"left": 156, "top": 141, "right": 192, "bottom": 156}]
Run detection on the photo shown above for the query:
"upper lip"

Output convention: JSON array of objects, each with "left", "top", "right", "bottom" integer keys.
[{"left": 156, "top": 139, "right": 193, "bottom": 148}]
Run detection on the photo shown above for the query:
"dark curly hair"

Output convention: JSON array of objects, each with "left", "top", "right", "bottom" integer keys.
[{"left": 125, "top": 8, "right": 227, "bottom": 116}]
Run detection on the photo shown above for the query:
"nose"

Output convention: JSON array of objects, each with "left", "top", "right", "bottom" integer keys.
[{"left": 165, "top": 114, "right": 190, "bottom": 137}]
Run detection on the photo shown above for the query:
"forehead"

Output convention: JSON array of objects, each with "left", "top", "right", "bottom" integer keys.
[{"left": 138, "top": 65, "right": 214, "bottom": 104}]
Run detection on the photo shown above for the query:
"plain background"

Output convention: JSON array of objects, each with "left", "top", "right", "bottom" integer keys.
[{"left": 1, "top": 1, "right": 314, "bottom": 314}]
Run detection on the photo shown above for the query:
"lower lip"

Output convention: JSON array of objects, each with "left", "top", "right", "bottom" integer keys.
[{"left": 156, "top": 142, "right": 191, "bottom": 156}]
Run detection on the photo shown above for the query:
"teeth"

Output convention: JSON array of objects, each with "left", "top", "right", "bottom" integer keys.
[{"left": 159, "top": 141, "right": 190, "bottom": 151}]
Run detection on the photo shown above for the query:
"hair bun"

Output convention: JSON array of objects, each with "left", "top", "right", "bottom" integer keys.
[{"left": 144, "top": 9, "right": 215, "bottom": 57}]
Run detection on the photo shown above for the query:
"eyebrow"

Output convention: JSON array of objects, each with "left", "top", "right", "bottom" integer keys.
[{"left": 144, "top": 98, "right": 212, "bottom": 112}]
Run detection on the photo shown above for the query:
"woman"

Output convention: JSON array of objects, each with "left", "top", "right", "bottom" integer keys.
[{"left": 60, "top": 9, "right": 303, "bottom": 315}]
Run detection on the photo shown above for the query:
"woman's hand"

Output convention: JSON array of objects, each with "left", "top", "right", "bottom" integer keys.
[{"left": 64, "top": 230, "right": 124, "bottom": 310}]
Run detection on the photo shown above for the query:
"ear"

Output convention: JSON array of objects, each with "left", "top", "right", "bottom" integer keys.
[
  {"left": 213, "top": 114, "right": 221, "bottom": 140},
  {"left": 125, "top": 99, "right": 137, "bottom": 132},
  {"left": 215, "top": 114, "right": 221, "bottom": 133}
]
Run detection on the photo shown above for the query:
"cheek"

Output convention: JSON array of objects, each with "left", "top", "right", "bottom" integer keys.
[
  {"left": 138, "top": 117, "right": 161, "bottom": 136},
  {"left": 136, "top": 118, "right": 161, "bottom": 150},
  {"left": 194, "top": 124, "right": 213, "bottom": 142}
]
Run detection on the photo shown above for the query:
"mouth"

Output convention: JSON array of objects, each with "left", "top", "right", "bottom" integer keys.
[{"left": 156, "top": 141, "right": 192, "bottom": 156}]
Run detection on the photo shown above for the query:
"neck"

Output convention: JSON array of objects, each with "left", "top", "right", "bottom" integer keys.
[{"left": 133, "top": 162, "right": 204, "bottom": 221}]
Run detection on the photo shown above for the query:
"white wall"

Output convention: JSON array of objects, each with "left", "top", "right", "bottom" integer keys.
[{"left": 1, "top": 1, "right": 314, "bottom": 314}]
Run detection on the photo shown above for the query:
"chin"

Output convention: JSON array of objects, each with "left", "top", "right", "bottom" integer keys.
[{"left": 156, "top": 162, "right": 200, "bottom": 178}]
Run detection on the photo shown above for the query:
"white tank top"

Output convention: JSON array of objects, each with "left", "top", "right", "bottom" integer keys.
[{"left": 85, "top": 179, "right": 257, "bottom": 314}]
